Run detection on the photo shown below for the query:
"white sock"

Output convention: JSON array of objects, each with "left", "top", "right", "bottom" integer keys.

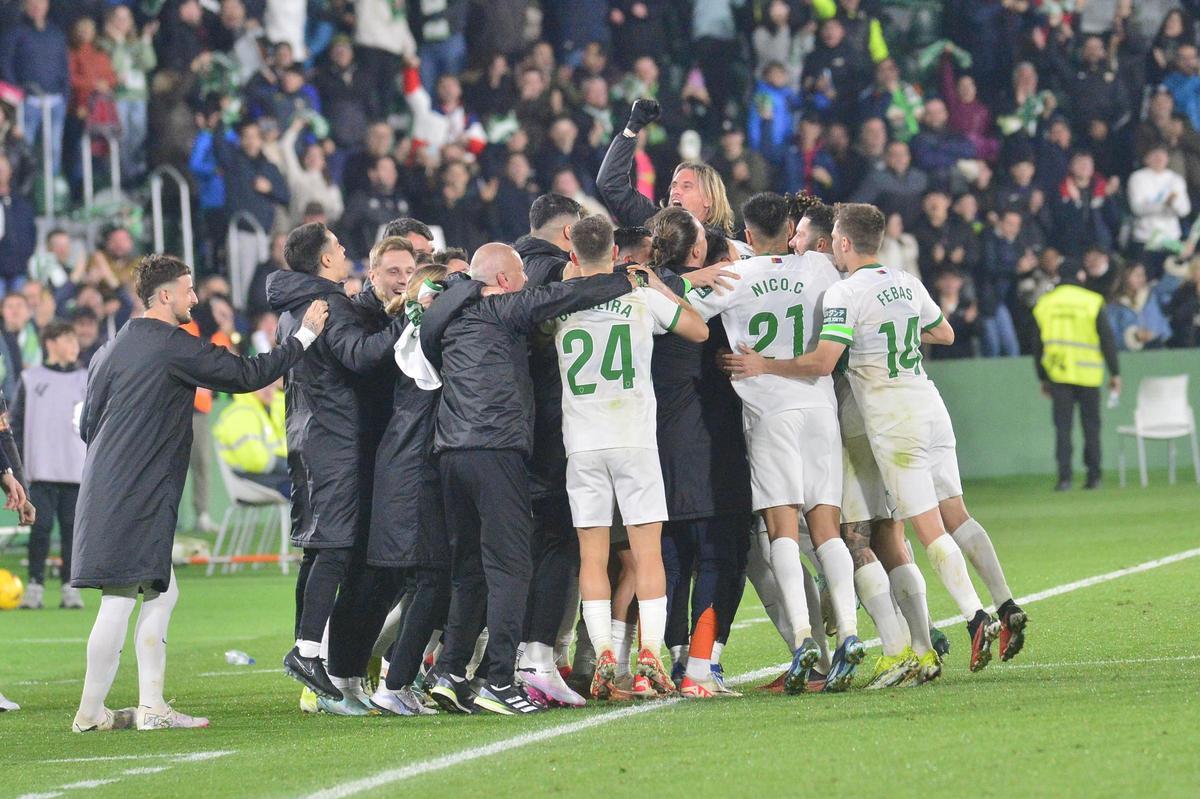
[
  {"left": 815, "top": 538, "right": 858, "bottom": 642},
  {"left": 710, "top": 641, "right": 724, "bottom": 665},
  {"left": 747, "top": 531, "right": 796, "bottom": 651},
  {"left": 78, "top": 591, "right": 136, "bottom": 721},
  {"left": 319, "top": 621, "right": 330, "bottom": 661},
  {"left": 891, "top": 590, "right": 912, "bottom": 649},
  {"left": 854, "top": 561, "right": 905, "bottom": 656},
  {"left": 926, "top": 534, "right": 983, "bottom": 618},
  {"left": 465, "top": 629, "right": 488, "bottom": 679},
  {"left": 952, "top": 518, "right": 1013, "bottom": 607},
  {"left": 581, "top": 599, "right": 613, "bottom": 655},
  {"left": 801, "top": 563, "right": 831, "bottom": 673},
  {"left": 331, "top": 675, "right": 354, "bottom": 691},
  {"left": 297, "top": 639, "right": 321, "bottom": 659},
  {"left": 134, "top": 573, "right": 179, "bottom": 713},
  {"left": 638, "top": 595, "right": 667, "bottom": 654},
  {"left": 612, "top": 620, "right": 631, "bottom": 677},
  {"left": 371, "top": 599, "right": 406, "bottom": 660},
  {"left": 769, "top": 537, "right": 813, "bottom": 646},
  {"left": 890, "top": 564, "right": 934, "bottom": 656},
  {"left": 518, "top": 640, "right": 554, "bottom": 672},
  {"left": 684, "top": 649, "right": 710, "bottom": 682}
]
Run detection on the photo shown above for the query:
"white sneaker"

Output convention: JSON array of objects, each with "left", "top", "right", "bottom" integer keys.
[
  {"left": 517, "top": 667, "right": 586, "bottom": 707},
  {"left": 60, "top": 586, "right": 84, "bottom": 609},
  {"left": 370, "top": 686, "right": 437, "bottom": 716},
  {"left": 18, "top": 582, "right": 43, "bottom": 609},
  {"left": 72, "top": 706, "right": 136, "bottom": 732},
  {"left": 0, "top": 693, "right": 19, "bottom": 711},
  {"left": 136, "top": 705, "right": 210, "bottom": 730}
]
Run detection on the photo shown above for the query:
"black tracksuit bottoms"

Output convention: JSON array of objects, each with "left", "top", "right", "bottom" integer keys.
[
  {"left": 1049, "top": 382, "right": 1102, "bottom": 483},
  {"left": 438, "top": 449, "right": 534, "bottom": 687}
]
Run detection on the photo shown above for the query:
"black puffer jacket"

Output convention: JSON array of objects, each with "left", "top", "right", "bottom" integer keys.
[
  {"left": 420, "top": 272, "right": 633, "bottom": 456},
  {"left": 596, "top": 131, "right": 658, "bottom": 226},
  {"left": 268, "top": 271, "right": 403, "bottom": 548},
  {"left": 514, "top": 234, "right": 570, "bottom": 498}
]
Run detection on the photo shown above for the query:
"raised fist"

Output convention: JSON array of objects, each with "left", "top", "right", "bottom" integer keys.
[{"left": 626, "top": 98, "right": 661, "bottom": 134}]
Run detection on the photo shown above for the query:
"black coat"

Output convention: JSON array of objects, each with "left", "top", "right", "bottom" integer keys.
[
  {"left": 368, "top": 369, "right": 448, "bottom": 569},
  {"left": 651, "top": 266, "right": 752, "bottom": 521},
  {"left": 514, "top": 235, "right": 570, "bottom": 498},
  {"left": 596, "top": 131, "right": 658, "bottom": 227},
  {"left": 268, "top": 271, "right": 403, "bottom": 549},
  {"left": 72, "top": 318, "right": 304, "bottom": 591},
  {"left": 420, "top": 273, "right": 633, "bottom": 456}
]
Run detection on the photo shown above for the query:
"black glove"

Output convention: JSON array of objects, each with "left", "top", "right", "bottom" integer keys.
[{"left": 625, "top": 99, "right": 661, "bottom": 134}]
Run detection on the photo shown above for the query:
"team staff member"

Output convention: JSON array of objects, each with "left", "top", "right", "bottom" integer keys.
[
  {"left": 71, "top": 254, "right": 326, "bottom": 733},
  {"left": 420, "top": 243, "right": 636, "bottom": 716},
  {"left": 213, "top": 379, "right": 290, "bottom": 498},
  {"left": 1032, "top": 270, "right": 1121, "bottom": 491},
  {"left": 268, "top": 223, "right": 405, "bottom": 707}
]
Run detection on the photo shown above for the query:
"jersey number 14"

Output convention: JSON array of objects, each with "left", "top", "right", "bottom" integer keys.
[
  {"left": 879, "top": 315, "right": 923, "bottom": 378},
  {"left": 562, "top": 323, "right": 635, "bottom": 396}
]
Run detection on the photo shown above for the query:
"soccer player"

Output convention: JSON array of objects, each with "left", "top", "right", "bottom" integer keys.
[
  {"left": 728, "top": 204, "right": 1019, "bottom": 671},
  {"left": 688, "top": 193, "right": 861, "bottom": 693},
  {"left": 71, "top": 255, "right": 327, "bottom": 732},
  {"left": 548, "top": 214, "right": 709, "bottom": 699}
]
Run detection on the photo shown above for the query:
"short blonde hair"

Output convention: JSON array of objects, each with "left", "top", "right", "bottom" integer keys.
[
  {"left": 405, "top": 264, "right": 448, "bottom": 302},
  {"left": 672, "top": 161, "right": 735, "bottom": 235},
  {"left": 369, "top": 235, "right": 415, "bottom": 272}
]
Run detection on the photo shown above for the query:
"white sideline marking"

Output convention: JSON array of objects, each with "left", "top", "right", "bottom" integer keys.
[
  {"left": 197, "top": 667, "right": 284, "bottom": 677},
  {"left": 41, "top": 750, "right": 235, "bottom": 764},
  {"left": 1006, "top": 654, "right": 1200, "bottom": 670},
  {"left": 304, "top": 545, "right": 1200, "bottom": 799},
  {"left": 59, "top": 781, "right": 118, "bottom": 790},
  {"left": 729, "top": 616, "right": 768, "bottom": 630},
  {"left": 15, "top": 678, "right": 81, "bottom": 686},
  {"left": 122, "top": 767, "right": 169, "bottom": 776}
]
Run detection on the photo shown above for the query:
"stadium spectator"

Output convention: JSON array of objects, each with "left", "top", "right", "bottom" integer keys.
[
  {"left": 909, "top": 99, "right": 976, "bottom": 184},
  {"left": 0, "top": 99, "right": 34, "bottom": 198},
  {"left": 98, "top": 5, "right": 155, "bottom": 185},
  {"left": 711, "top": 123, "right": 770, "bottom": 224},
  {"left": 850, "top": 140, "right": 928, "bottom": 226},
  {"left": 1109, "top": 262, "right": 1172, "bottom": 351},
  {"left": 781, "top": 114, "right": 837, "bottom": 198},
  {"left": 0, "top": 153, "right": 36, "bottom": 295},
  {"left": 0, "top": 0, "right": 70, "bottom": 177},
  {"left": 930, "top": 268, "right": 978, "bottom": 360},
  {"left": 1127, "top": 144, "right": 1191, "bottom": 277},
  {"left": 878, "top": 212, "right": 919, "bottom": 279},
  {"left": 11, "top": 319, "right": 85, "bottom": 610},
  {"left": 0, "top": 291, "right": 39, "bottom": 405},
  {"left": 859, "top": 58, "right": 923, "bottom": 143},
  {"left": 752, "top": 0, "right": 813, "bottom": 86},
  {"left": 1049, "top": 151, "right": 1120, "bottom": 258},
  {"left": 980, "top": 210, "right": 1035, "bottom": 357},
  {"left": 214, "top": 378, "right": 289, "bottom": 497}
]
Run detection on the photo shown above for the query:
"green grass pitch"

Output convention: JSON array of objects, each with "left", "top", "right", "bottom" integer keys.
[{"left": 2, "top": 475, "right": 1198, "bottom": 798}]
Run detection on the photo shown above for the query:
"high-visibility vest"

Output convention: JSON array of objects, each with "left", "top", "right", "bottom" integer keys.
[
  {"left": 1032, "top": 284, "right": 1107, "bottom": 387},
  {"left": 214, "top": 392, "right": 287, "bottom": 474},
  {"left": 181, "top": 322, "right": 235, "bottom": 413}
]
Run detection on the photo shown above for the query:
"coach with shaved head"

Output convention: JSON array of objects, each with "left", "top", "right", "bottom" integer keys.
[{"left": 418, "top": 242, "right": 636, "bottom": 716}]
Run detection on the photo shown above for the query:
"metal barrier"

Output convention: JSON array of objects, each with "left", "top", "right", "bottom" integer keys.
[
  {"left": 227, "top": 211, "right": 269, "bottom": 310},
  {"left": 80, "top": 131, "right": 122, "bottom": 217},
  {"left": 149, "top": 164, "right": 194, "bottom": 267},
  {"left": 33, "top": 93, "right": 54, "bottom": 220}
]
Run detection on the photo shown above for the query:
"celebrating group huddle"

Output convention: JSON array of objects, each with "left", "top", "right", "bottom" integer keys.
[{"left": 64, "top": 103, "right": 1028, "bottom": 731}]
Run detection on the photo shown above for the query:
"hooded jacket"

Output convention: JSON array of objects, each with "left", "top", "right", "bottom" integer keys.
[
  {"left": 268, "top": 270, "right": 403, "bottom": 549},
  {"left": 420, "top": 271, "right": 633, "bottom": 456}
]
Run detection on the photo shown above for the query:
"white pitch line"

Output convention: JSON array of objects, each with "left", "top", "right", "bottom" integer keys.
[
  {"left": 40, "top": 750, "right": 236, "bottom": 764},
  {"left": 729, "top": 616, "right": 768, "bottom": 631},
  {"left": 121, "top": 767, "right": 170, "bottom": 776},
  {"left": 303, "top": 544, "right": 1200, "bottom": 799},
  {"left": 197, "top": 667, "right": 284, "bottom": 677},
  {"left": 1005, "top": 654, "right": 1200, "bottom": 670}
]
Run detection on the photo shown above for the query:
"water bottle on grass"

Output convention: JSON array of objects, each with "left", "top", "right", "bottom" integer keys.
[{"left": 225, "top": 650, "right": 256, "bottom": 666}]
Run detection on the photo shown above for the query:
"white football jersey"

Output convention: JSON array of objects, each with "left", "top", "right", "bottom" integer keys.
[
  {"left": 550, "top": 286, "right": 681, "bottom": 456},
  {"left": 688, "top": 251, "right": 840, "bottom": 429},
  {"left": 819, "top": 265, "right": 948, "bottom": 432}
]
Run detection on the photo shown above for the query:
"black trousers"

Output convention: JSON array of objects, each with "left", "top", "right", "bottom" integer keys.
[
  {"left": 662, "top": 514, "right": 747, "bottom": 648},
  {"left": 523, "top": 494, "right": 579, "bottom": 646},
  {"left": 294, "top": 546, "right": 351, "bottom": 643},
  {"left": 438, "top": 449, "right": 535, "bottom": 687},
  {"left": 1050, "top": 382, "right": 1102, "bottom": 483},
  {"left": 327, "top": 553, "right": 401, "bottom": 678},
  {"left": 385, "top": 566, "right": 451, "bottom": 690},
  {"left": 28, "top": 482, "right": 78, "bottom": 584}
]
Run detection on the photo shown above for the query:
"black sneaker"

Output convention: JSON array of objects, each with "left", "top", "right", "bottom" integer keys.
[
  {"left": 997, "top": 599, "right": 1028, "bottom": 662},
  {"left": 930, "top": 626, "right": 951, "bottom": 658},
  {"left": 1054, "top": 479, "right": 1071, "bottom": 492},
  {"left": 966, "top": 610, "right": 999, "bottom": 673},
  {"left": 430, "top": 675, "right": 475, "bottom": 714},
  {"left": 474, "top": 683, "right": 544, "bottom": 715},
  {"left": 283, "top": 646, "right": 343, "bottom": 700},
  {"left": 1084, "top": 476, "right": 1101, "bottom": 490}
]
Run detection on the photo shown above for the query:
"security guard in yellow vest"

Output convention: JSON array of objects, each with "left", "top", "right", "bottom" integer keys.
[
  {"left": 1032, "top": 271, "right": 1120, "bottom": 491},
  {"left": 214, "top": 380, "right": 290, "bottom": 497}
]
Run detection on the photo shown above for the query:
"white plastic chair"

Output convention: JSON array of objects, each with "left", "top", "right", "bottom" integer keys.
[
  {"left": 208, "top": 456, "right": 293, "bottom": 575},
  {"left": 1117, "top": 375, "right": 1200, "bottom": 488}
]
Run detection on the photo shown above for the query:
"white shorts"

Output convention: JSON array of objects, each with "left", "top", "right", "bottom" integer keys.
[
  {"left": 840, "top": 433, "right": 893, "bottom": 525},
  {"left": 566, "top": 447, "right": 668, "bottom": 528},
  {"left": 745, "top": 407, "right": 842, "bottom": 512},
  {"left": 870, "top": 405, "right": 963, "bottom": 519}
]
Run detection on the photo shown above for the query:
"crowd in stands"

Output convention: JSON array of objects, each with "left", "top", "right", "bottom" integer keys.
[{"left": 2, "top": 0, "right": 1200, "bottom": 386}]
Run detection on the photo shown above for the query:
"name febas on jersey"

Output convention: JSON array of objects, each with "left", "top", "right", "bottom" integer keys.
[
  {"left": 688, "top": 252, "right": 840, "bottom": 429},
  {"left": 818, "top": 265, "right": 948, "bottom": 428},
  {"left": 550, "top": 286, "right": 682, "bottom": 455}
]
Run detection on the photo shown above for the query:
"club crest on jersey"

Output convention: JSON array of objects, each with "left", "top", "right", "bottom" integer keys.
[{"left": 824, "top": 308, "right": 847, "bottom": 324}]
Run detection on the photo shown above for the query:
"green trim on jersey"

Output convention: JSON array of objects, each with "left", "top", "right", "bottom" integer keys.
[
  {"left": 682, "top": 277, "right": 693, "bottom": 295},
  {"left": 921, "top": 313, "right": 945, "bottom": 333},
  {"left": 665, "top": 304, "right": 682, "bottom": 332},
  {"left": 820, "top": 323, "right": 853, "bottom": 345}
]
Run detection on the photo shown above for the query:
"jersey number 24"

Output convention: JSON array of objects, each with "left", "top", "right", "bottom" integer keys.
[{"left": 562, "top": 324, "right": 635, "bottom": 396}]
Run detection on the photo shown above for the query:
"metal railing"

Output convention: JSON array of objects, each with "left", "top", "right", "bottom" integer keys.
[
  {"left": 80, "top": 131, "right": 121, "bottom": 218},
  {"left": 149, "top": 164, "right": 194, "bottom": 267},
  {"left": 227, "top": 211, "right": 269, "bottom": 310}
]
